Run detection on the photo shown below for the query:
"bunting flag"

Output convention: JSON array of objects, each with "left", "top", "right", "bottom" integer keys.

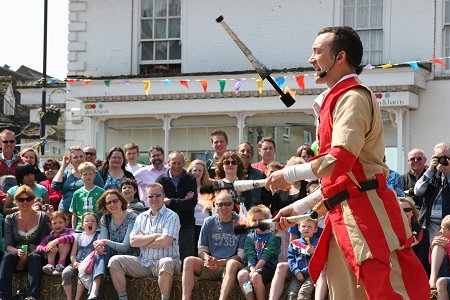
[
  {"left": 180, "top": 80, "right": 189, "bottom": 89},
  {"left": 104, "top": 80, "right": 111, "bottom": 87},
  {"left": 283, "top": 87, "right": 296, "bottom": 99},
  {"left": 381, "top": 63, "right": 393, "bottom": 68},
  {"left": 49, "top": 78, "right": 58, "bottom": 84},
  {"left": 429, "top": 58, "right": 446, "bottom": 66},
  {"left": 143, "top": 80, "right": 151, "bottom": 96},
  {"left": 275, "top": 76, "right": 286, "bottom": 88},
  {"left": 363, "top": 64, "right": 373, "bottom": 70},
  {"left": 199, "top": 80, "right": 208, "bottom": 93},
  {"left": 408, "top": 62, "right": 419, "bottom": 71},
  {"left": 124, "top": 80, "right": 131, "bottom": 85},
  {"left": 82, "top": 79, "right": 92, "bottom": 85},
  {"left": 256, "top": 78, "right": 264, "bottom": 95},
  {"left": 218, "top": 79, "right": 226, "bottom": 94},
  {"left": 295, "top": 75, "right": 305, "bottom": 90},
  {"left": 235, "top": 79, "right": 243, "bottom": 95},
  {"left": 67, "top": 79, "right": 77, "bottom": 85},
  {"left": 164, "top": 79, "right": 172, "bottom": 86}
]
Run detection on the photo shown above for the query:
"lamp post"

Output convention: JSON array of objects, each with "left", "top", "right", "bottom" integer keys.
[{"left": 40, "top": 0, "right": 48, "bottom": 155}]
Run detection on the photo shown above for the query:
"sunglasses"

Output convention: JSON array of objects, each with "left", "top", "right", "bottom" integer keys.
[
  {"left": 403, "top": 207, "right": 413, "bottom": 213},
  {"left": 216, "top": 201, "right": 233, "bottom": 207},
  {"left": 1, "top": 140, "right": 15, "bottom": 144},
  {"left": 408, "top": 156, "right": 423, "bottom": 162},
  {"left": 17, "top": 197, "right": 33, "bottom": 203},
  {"left": 105, "top": 198, "right": 120, "bottom": 205},
  {"left": 224, "top": 160, "right": 238, "bottom": 166},
  {"left": 84, "top": 152, "right": 96, "bottom": 156},
  {"left": 147, "top": 193, "right": 162, "bottom": 199}
]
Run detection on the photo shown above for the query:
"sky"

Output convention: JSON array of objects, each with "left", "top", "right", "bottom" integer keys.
[{"left": 0, "top": 0, "right": 69, "bottom": 80}]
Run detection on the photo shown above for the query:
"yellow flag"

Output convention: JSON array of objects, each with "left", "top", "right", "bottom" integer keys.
[
  {"left": 144, "top": 80, "right": 151, "bottom": 96},
  {"left": 256, "top": 78, "right": 264, "bottom": 95}
]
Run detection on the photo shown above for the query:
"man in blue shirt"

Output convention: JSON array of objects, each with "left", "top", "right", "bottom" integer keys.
[{"left": 181, "top": 190, "right": 245, "bottom": 300}]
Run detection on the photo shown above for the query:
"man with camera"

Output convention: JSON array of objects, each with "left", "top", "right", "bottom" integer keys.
[{"left": 415, "top": 142, "right": 450, "bottom": 242}]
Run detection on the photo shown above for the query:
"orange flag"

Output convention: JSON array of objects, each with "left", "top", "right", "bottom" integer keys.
[
  {"left": 180, "top": 80, "right": 189, "bottom": 89},
  {"left": 295, "top": 75, "right": 305, "bottom": 90},
  {"left": 67, "top": 79, "right": 77, "bottom": 85},
  {"left": 199, "top": 80, "right": 208, "bottom": 93},
  {"left": 82, "top": 79, "right": 92, "bottom": 85},
  {"left": 429, "top": 58, "right": 446, "bottom": 66}
]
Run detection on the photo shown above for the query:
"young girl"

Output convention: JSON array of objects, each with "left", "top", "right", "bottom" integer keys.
[
  {"left": 36, "top": 211, "right": 75, "bottom": 275},
  {"left": 61, "top": 212, "right": 99, "bottom": 300}
]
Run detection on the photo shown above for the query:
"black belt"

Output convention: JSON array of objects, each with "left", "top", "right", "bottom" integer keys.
[{"left": 322, "top": 179, "right": 379, "bottom": 211}]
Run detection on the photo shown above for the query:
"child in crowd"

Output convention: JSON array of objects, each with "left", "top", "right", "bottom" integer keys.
[
  {"left": 37, "top": 211, "right": 75, "bottom": 275},
  {"left": 119, "top": 178, "right": 146, "bottom": 214},
  {"left": 287, "top": 218, "right": 319, "bottom": 300},
  {"left": 70, "top": 162, "right": 104, "bottom": 231},
  {"left": 40, "top": 158, "right": 63, "bottom": 211},
  {"left": 429, "top": 215, "right": 450, "bottom": 299},
  {"left": 61, "top": 212, "right": 99, "bottom": 300},
  {"left": 237, "top": 205, "right": 281, "bottom": 300}
]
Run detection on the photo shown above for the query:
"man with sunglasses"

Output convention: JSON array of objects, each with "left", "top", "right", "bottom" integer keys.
[
  {"left": 402, "top": 148, "right": 428, "bottom": 209},
  {"left": 182, "top": 190, "right": 245, "bottom": 300},
  {"left": 0, "top": 129, "right": 23, "bottom": 178},
  {"left": 109, "top": 183, "right": 181, "bottom": 300},
  {"left": 415, "top": 142, "right": 450, "bottom": 243},
  {"left": 83, "top": 145, "right": 102, "bottom": 169}
]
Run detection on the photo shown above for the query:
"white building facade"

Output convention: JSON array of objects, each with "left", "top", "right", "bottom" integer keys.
[{"left": 21, "top": 0, "right": 450, "bottom": 172}]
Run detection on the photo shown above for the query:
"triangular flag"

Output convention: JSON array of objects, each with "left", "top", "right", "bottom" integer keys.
[
  {"left": 363, "top": 64, "right": 373, "bottom": 70},
  {"left": 199, "top": 80, "right": 208, "bottom": 93},
  {"left": 256, "top": 78, "right": 264, "bottom": 95},
  {"left": 283, "top": 87, "right": 296, "bottom": 99},
  {"left": 381, "top": 63, "right": 393, "bottom": 68},
  {"left": 124, "top": 80, "right": 131, "bottom": 85},
  {"left": 275, "top": 76, "right": 286, "bottom": 88},
  {"left": 164, "top": 79, "right": 172, "bottom": 86},
  {"left": 295, "top": 75, "right": 305, "bottom": 90},
  {"left": 104, "top": 80, "right": 111, "bottom": 87},
  {"left": 235, "top": 79, "right": 243, "bottom": 95},
  {"left": 143, "top": 80, "right": 151, "bottom": 96},
  {"left": 408, "top": 62, "right": 419, "bottom": 71},
  {"left": 67, "top": 79, "right": 77, "bottom": 85},
  {"left": 429, "top": 58, "right": 446, "bottom": 66},
  {"left": 82, "top": 79, "right": 92, "bottom": 85},
  {"left": 218, "top": 79, "right": 226, "bottom": 94},
  {"left": 180, "top": 80, "right": 189, "bottom": 89},
  {"left": 49, "top": 78, "right": 58, "bottom": 84}
]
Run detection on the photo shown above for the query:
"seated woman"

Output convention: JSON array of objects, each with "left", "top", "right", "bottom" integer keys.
[
  {"left": 0, "top": 185, "right": 50, "bottom": 300},
  {"left": 3, "top": 163, "right": 50, "bottom": 215},
  {"left": 99, "top": 147, "right": 134, "bottom": 191},
  {"left": 88, "top": 190, "right": 139, "bottom": 299}
]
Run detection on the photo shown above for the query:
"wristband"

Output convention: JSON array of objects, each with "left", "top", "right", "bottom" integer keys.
[{"left": 283, "top": 162, "right": 317, "bottom": 184}]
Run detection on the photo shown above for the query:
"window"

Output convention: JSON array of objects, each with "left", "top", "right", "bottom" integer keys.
[
  {"left": 445, "top": 0, "right": 450, "bottom": 70},
  {"left": 140, "top": 0, "right": 181, "bottom": 75},
  {"left": 343, "top": 0, "right": 383, "bottom": 65}
]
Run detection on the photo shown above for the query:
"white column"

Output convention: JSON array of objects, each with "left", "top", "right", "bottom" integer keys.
[
  {"left": 394, "top": 108, "right": 405, "bottom": 174},
  {"left": 229, "top": 113, "right": 253, "bottom": 143},
  {"left": 162, "top": 115, "right": 172, "bottom": 161}
]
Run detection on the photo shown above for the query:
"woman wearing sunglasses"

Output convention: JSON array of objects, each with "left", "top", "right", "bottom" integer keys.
[
  {"left": 213, "top": 152, "right": 245, "bottom": 212},
  {"left": 399, "top": 196, "right": 430, "bottom": 275},
  {"left": 0, "top": 185, "right": 50, "bottom": 300},
  {"left": 87, "top": 190, "right": 139, "bottom": 299},
  {"left": 3, "top": 163, "right": 50, "bottom": 216}
]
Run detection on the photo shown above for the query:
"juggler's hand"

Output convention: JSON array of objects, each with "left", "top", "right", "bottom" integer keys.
[{"left": 265, "top": 169, "right": 291, "bottom": 191}]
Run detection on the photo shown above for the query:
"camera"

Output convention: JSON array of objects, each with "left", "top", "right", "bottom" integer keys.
[
  {"left": 41, "top": 204, "right": 47, "bottom": 211},
  {"left": 437, "top": 155, "right": 450, "bottom": 166}
]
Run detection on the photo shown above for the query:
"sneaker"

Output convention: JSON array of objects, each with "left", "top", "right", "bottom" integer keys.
[
  {"left": 42, "top": 264, "right": 54, "bottom": 275},
  {"left": 52, "top": 264, "right": 65, "bottom": 275}
]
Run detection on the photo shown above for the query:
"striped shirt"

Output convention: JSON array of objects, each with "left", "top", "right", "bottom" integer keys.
[{"left": 131, "top": 204, "right": 180, "bottom": 268}]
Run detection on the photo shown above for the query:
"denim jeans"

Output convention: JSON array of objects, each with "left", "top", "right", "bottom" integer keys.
[{"left": 0, "top": 252, "right": 43, "bottom": 300}]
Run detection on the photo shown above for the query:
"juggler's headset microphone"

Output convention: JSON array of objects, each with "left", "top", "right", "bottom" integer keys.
[{"left": 319, "top": 54, "right": 338, "bottom": 78}]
